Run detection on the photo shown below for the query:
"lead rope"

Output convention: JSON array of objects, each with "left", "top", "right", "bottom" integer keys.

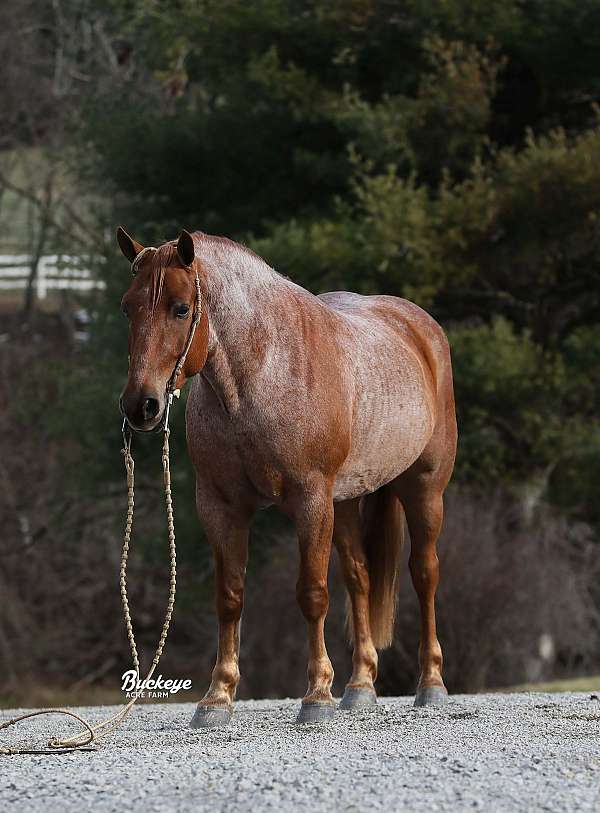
[
  {"left": 0, "top": 426, "right": 176, "bottom": 755},
  {"left": 0, "top": 263, "right": 201, "bottom": 757}
]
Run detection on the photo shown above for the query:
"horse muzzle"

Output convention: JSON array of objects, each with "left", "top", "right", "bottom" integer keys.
[{"left": 120, "top": 389, "right": 166, "bottom": 433}]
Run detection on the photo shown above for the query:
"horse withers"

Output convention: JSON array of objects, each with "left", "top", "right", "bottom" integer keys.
[{"left": 117, "top": 227, "right": 457, "bottom": 725}]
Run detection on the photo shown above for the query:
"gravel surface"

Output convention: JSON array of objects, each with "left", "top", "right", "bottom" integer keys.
[{"left": 1, "top": 693, "right": 599, "bottom": 812}]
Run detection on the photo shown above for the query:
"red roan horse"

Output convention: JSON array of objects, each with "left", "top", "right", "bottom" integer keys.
[{"left": 118, "top": 227, "right": 457, "bottom": 725}]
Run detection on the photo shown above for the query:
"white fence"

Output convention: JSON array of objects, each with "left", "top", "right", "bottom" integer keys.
[{"left": 0, "top": 255, "right": 105, "bottom": 299}]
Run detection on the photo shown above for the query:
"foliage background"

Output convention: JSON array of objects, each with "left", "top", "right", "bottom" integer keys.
[{"left": 1, "top": 0, "right": 599, "bottom": 703}]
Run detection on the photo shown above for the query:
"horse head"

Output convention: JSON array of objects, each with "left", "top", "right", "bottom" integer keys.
[{"left": 117, "top": 227, "right": 209, "bottom": 431}]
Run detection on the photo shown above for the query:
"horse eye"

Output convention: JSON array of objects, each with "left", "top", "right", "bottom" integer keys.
[
  {"left": 121, "top": 302, "right": 129, "bottom": 318},
  {"left": 174, "top": 303, "right": 190, "bottom": 319}
]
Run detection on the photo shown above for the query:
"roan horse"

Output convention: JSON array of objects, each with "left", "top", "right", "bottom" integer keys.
[{"left": 118, "top": 227, "right": 457, "bottom": 725}]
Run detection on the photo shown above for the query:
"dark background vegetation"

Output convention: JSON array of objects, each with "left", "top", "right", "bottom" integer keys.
[{"left": 1, "top": 0, "right": 600, "bottom": 705}]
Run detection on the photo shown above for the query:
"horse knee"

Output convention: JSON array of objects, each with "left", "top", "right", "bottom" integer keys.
[
  {"left": 296, "top": 580, "right": 329, "bottom": 622},
  {"left": 217, "top": 583, "right": 244, "bottom": 623}
]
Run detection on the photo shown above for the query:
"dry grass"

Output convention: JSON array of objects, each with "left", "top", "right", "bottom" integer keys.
[{"left": 505, "top": 675, "right": 600, "bottom": 694}]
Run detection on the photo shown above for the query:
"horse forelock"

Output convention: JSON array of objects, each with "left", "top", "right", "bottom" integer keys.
[
  {"left": 136, "top": 242, "right": 182, "bottom": 316},
  {"left": 150, "top": 243, "right": 176, "bottom": 314}
]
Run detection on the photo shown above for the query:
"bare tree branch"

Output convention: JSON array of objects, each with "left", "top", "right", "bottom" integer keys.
[{"left": 0, "top": 170, "right": 102, "bottom": 251}]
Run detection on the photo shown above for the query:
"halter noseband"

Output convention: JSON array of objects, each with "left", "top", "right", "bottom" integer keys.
[{"left": 123, "top": 246, "right": 203, "bottom": 439}]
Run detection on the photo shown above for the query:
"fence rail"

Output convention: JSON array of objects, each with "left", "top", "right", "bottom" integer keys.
[{"left": 0, "top": 255, "right": 105, "bottom": 299}]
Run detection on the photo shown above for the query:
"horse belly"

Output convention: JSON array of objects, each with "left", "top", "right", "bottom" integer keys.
[{"left": 332, "top": 356, "right": 434, "bottom": 501}]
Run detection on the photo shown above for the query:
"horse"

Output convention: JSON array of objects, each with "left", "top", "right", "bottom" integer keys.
[{"left": 117, "top": 226, "right": 457, "bottom": 725}]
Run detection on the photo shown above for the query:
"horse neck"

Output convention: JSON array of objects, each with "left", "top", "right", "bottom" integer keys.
[{"left": 198, "top": 237, "right": 287, "bottom": 413}]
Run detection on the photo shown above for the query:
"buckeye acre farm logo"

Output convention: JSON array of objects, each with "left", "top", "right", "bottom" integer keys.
[{"left": 121, "top": 670, "right": 193, "bottom": 700}]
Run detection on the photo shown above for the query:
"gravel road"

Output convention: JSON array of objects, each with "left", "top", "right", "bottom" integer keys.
[{"left": 1, "top": 692, "right": 599, "bottom": 812}]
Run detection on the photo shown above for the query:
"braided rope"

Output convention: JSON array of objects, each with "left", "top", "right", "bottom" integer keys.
[
  {"left": 0, "top": 400, "right": 177, "bottom": 755},
  {"left": 0, "top": 248, "right": 201, "bottom": 757}
]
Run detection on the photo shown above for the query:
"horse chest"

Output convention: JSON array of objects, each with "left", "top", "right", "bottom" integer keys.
[{"left": 187, "top": 380, "right": 308, "bottom": 505}]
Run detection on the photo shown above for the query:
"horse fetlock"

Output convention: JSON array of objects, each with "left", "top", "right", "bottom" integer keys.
[
  {"left": 420, "top": 641, "right": 443, "bottom": 671},
  {"left": 221, "top": 666, "right": 241, "bottom": 691},
  {"left": 351, "top": 646, "right": 378, "bottom": 685},
  {"left": 307, "top": 656, "right": 334, "bottom": 692},
  {"left": 210, "top": 664, "right": 240, "bottom": 698},
  {"left": 418, "top": 662, "right": 445, "bottom": 689}
]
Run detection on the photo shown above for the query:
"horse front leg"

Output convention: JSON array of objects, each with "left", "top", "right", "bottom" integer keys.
[
  {"left": 293, "top": 481, "right": 336, "bottom": 724},
  {"left": 190, "top": 506, "right": 250, "bottom": 728}
]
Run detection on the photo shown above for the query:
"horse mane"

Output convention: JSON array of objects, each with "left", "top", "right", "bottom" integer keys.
[{"left": 142, "top": 231, "right": 282, "bottom": 318}]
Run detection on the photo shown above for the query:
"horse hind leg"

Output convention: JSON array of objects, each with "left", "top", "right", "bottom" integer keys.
[
  {"left": 334, "top": 489, "right": 405, "bottom": 710},
  {"left": 400, "top": 483, "right": 448, "bottom": 707},
  {"left": 333, "top": 499, "right": 378, "bottom": 709}
]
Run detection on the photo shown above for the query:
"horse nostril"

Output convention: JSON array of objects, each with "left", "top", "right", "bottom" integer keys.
[{"left": 142, "top": 397, "right": 160, "bottom": 421}]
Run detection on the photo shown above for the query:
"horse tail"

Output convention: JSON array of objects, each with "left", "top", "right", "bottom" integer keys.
[{"left": 353, "top": 485, "right": 404, "bottom": 650}]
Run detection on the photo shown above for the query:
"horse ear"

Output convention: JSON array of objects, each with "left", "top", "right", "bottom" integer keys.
[
  {"left": 117, "top": 226, "right": 145, "bottom": 264},
  {"left": 177, "top": 230, "right": 195, "bottom": 267}
]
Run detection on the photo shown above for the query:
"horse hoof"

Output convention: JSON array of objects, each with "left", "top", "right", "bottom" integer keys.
[
  {"left": 295, "top": 701, "right": 336, "bottom": 724},
  {"left": 189, "top": 704, "right": 233, "bottom": 728},
  {"left": 414, "top": 685, "right": 448, "bottom": 707},
  {"left": 339, "top": 686, "right": 377, "bottom": 710}
]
